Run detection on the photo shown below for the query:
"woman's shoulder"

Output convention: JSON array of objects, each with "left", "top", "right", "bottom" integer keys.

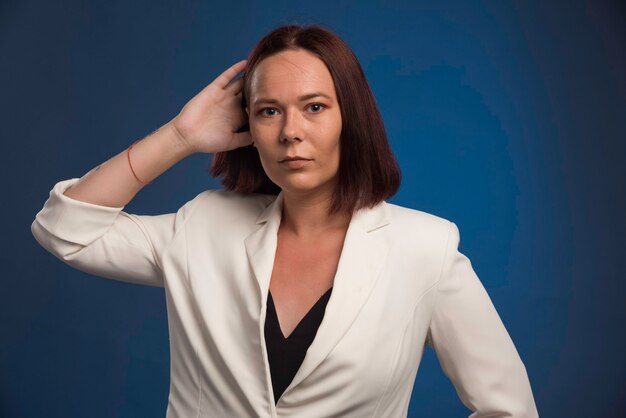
[
  {"left": 384, "top": 201, "right": 453, "bottom": 231},
  {"left": 183, "top": 188, "right": 277, "bottom": 220},
  {"left": 382, "top": 201, "right": 456, "bottom": 259},
  {"left": 194, "top": 188, "right": 276, "bottom": 205}
]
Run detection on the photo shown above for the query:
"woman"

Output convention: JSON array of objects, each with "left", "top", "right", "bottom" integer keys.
[{"left": 32, "top": 25, "right": 539, "bottom": 417}]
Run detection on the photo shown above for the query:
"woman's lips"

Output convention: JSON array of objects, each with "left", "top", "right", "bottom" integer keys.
[{"left": 279, "top": 158, "right": 312, "bottom": 169}]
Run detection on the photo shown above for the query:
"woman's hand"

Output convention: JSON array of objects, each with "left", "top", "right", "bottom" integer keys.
[{"left": 170, "top": 60, "right": 252, "bottom": 154}]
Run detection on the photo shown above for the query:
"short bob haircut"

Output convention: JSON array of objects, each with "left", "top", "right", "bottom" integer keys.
[{"left": 210, "top": 24, "right": 401, "bottom": 215}]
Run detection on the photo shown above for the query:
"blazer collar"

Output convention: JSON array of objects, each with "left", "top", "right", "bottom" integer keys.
[
  {"left": 244, "top": 191, "right": 391, "bottom": 404},
  {"left": 252, "top": 190, "right": 391, "bottom": 231}
]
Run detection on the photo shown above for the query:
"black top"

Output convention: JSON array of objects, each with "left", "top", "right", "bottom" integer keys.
[{"left": 264, "top": 287, "right": 333, "bottom": 404}]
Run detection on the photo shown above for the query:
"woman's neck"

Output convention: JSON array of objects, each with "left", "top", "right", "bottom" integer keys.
[{"left": 280, "top": 190, "right": 351, "bottom": 239}]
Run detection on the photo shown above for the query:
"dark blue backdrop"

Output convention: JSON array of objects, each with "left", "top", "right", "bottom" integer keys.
[{"left": 4, "top": 0, "right": 625, "bottom": 417}]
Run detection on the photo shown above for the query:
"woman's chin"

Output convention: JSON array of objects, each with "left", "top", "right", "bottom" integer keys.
[
  {"left": 279, "top": 183, "right": 319, "bottom": 194},
  {"left": 275, "top": 178, "right": 337, "bottom": 197}
]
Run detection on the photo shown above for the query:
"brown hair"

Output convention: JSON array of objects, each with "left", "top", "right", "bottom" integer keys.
[{"left": 210, "top": 24, "right": 401, "bottom": 215}]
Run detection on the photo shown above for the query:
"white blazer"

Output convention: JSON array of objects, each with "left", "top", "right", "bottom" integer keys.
[{"left": 31, "top": 178, "right": 539, "bottom": 418}]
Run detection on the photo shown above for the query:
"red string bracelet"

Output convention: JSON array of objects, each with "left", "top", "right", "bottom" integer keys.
[{"left": 127, "top": 140, "right": 152, "bottom": 185}]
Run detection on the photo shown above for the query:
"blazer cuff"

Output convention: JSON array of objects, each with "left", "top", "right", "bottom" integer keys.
[{"left": 34, "top": 178, "right": 125, "bottom": 246}]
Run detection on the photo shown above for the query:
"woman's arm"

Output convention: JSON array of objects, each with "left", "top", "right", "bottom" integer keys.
[
  {"left": 31, "top": 177, "right": 208, "bottom": 287},
  {"left": 62, "top": 121, "right": 193, "bottom": 208},
  {"left": 31, "top": 59, "right": 250, "bottom": 286},
  {"left": 62, "top": 58, "right": 251, "bottom": 208},
  {"left": 427, "top": 222, "right": 539, "bottom": 417},
  {"left": 30, "top": 122, "right": 196, "bottom": 287}
]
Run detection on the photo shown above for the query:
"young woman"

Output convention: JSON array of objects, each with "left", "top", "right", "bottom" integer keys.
[{"left": 32, "top": 24, "right": 538, "bottom": 417}]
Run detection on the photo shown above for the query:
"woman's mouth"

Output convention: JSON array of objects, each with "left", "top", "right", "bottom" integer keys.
[{"left": 279, "top": 156, "right": 313, "bottom": 169}]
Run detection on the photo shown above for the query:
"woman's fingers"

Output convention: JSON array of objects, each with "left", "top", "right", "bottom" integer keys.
[
  {"left": 170, "top": 59, "right": 252, "bottom": 154},
  {"left": 224, "top": 76, "right": 244, "bottom": 95},
  {"left": 214, "top": 60, "right": 248, "bottom": 90}
]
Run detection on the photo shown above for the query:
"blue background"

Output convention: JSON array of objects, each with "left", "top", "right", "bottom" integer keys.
[{"left": 4, "top": 0, "right": 625, "bottom": 416}]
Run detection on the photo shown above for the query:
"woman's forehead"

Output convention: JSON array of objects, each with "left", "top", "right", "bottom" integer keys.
[{"left": 249, "top": 50, "right": 336, "bottom": 99}]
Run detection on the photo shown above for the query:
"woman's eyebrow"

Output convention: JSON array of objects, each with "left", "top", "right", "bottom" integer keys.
[{"left": 253, "top": 92, "right": 332, "bottom": 105}]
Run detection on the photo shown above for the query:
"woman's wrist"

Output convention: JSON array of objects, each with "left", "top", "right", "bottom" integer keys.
[{"left": 161, "top": 120, "right": 198, "bottom": 159}]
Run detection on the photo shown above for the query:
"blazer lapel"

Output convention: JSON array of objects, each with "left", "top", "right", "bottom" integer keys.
[
  {"left": 244, "top": 192, "right": 391, "bottom": 401},
  {"left": 244, "top": 191, "right": 284, "bottom": 302},
  {"left": 285, "top": 200, "right": 390, "bottom": 396}
]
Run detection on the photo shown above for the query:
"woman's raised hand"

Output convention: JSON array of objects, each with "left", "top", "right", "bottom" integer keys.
[{"left": 170, "top": 60, "right": 252, "bottom": 154}]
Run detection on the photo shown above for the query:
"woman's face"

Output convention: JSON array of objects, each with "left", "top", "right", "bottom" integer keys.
[{"left": 246, "top": 48, "right": 342, "bottom": 197}]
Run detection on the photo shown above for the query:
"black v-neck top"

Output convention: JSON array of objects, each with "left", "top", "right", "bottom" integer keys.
[{"left": 264, "top": 287, "right": 333, "bottom": 404}]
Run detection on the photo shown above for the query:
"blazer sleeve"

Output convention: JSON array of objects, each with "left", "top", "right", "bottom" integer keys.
[
  {"left": 31, "top": 178, "right": 195, "bottom": 287},
  {"left": 426, "top": 222, "right": 539, "bottom": 418}
]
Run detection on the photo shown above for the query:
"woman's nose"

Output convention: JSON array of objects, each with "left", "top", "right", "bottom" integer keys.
[{"left": 280, "top": 108, "right": 304, "bottom": 143}]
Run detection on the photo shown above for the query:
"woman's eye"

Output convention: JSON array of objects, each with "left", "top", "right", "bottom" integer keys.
[
  {"left": 259, "top": 107, "right": 277, "bottom": 117},
  {"left": 257, "top": 104, "right": 325, "bottom": 117},
  {"left": 308, "top": 103, "right": 325, "bottom": 113}
]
